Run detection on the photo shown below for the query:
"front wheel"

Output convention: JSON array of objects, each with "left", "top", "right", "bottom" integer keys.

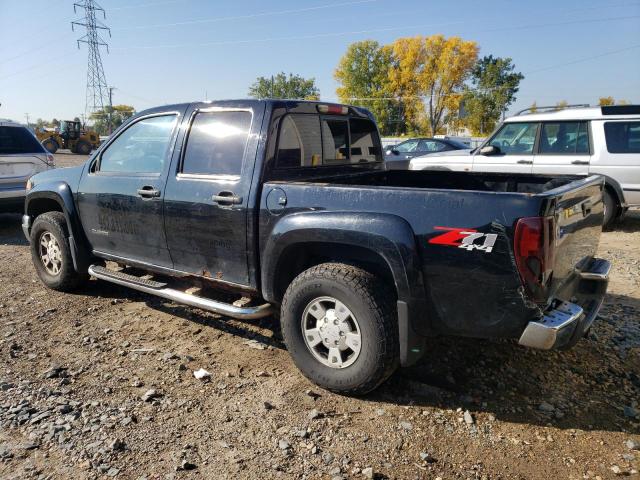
[
  {"left": 30, "top": 212, "right": 87, "bottom": 291},
  {"left": 602, "top": 189, "right": 618, "bottom": 231},
  {"left": 280, "top": 263, "right": 399, "bottom": 395},
  {"left": 75, "top": 140, "right": 92, "bottom": 155}
]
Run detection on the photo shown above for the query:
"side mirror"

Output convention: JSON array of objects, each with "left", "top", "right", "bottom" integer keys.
[
  {"left": 390, "top": 149, "right": 400, "bottom": 155},
  {"left": 480, "top": 145, "right": 500, "bottom": 155}
]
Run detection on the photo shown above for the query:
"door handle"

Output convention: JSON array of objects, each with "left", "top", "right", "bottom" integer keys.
[
  {"left": 517, "top": 160, "right": 533, "bottom": 164},
  {"left": 212, "top": 191, "right": 243, "bottom": 205},
  {"left": 571, "top": 160, "right": 590, "bottom": 165},
  {"left": 137, "top": 186, "right": 161, "bottom": 198}
]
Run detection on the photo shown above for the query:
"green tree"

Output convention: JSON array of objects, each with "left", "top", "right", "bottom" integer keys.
[
  {"left": 248, "top": 72, "right": 319, "bottom": 100},
  {"left": 334, "top": 40, "right": 402, "bottom": 135},
  {"left": 89, "top": 105, "right": 135, "bottom": 135},
  {"left": 462, "top": 55, "right": 524, "bottom": 135}
]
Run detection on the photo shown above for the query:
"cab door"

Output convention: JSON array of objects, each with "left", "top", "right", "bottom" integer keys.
[
  {"left": 163, "top": 102, "right": 264, "bottom": 286},
  {"left": 532, "top": 121, "right": 591, "bottom": 175},
  {"left": 473, "top": 122, "right": 538, "bottom": 173},
  {"left": 77, "top": 112, "right": 182, "bottom": 267}
]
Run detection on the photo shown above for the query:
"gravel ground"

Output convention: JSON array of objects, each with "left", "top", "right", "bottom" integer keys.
[{"left": 0, "top": 153, "right": 638, "bottom": 479}]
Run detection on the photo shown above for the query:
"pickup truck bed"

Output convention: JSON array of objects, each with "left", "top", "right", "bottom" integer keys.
[{"left": 22, "top": 99, "right": 611, "bottom": 395}]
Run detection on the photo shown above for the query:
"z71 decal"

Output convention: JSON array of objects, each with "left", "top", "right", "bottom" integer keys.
[{"left": 428, "top": 227, "right": 498, "bottom": 253}]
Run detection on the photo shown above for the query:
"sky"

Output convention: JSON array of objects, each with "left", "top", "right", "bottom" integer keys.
[{"left": 0, "top": 0, "right": 639, "bottom": 123}]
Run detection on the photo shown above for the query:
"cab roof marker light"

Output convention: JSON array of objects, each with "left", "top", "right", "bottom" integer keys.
[{"left": 317, "top": 104, "right": 348, "bottom": 115}]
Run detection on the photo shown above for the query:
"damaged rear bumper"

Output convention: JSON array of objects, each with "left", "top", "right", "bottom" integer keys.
[{"left": 518, "top": 257, "right": 611, "bottom": 350}]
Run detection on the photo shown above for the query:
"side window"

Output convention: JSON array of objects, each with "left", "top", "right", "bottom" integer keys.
[
  {"left": 322, "top": 118, "right": 349, "bottom": 163},
  {"left": 182, "top": 110, "right": 252, "bottom": 176},
  {"left": 489, "top": 122, "right": 538, "bottom": 154},
  {"left": 419, "top": 140, "right": 447, "bottom": 152},
  {"left": 395, "top": 139, "right": 419, "bottom": 152},
  {"left": 604, "top": 121, "right": 640, "bottom": 153},
  {"left": 349, "top": 118, "right": 381, "bottom": 163},
  {"left": 99, "top": 115, "right": 177, "bottom": 174},
  {"left": 539, "top": 122, "right": 589, "bottom": 154}
]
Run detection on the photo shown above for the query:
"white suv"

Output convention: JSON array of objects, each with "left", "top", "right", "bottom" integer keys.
[
  {"left": 0, "top": 120, "right": 54, "bottom": 212},
  {"left": 410, "top": 105, "right": 640, "bottom": 228}
]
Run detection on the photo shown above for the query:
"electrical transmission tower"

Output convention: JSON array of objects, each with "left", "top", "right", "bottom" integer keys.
[{"left": 72, "top": 0, "right": 111, "bottom": 120}]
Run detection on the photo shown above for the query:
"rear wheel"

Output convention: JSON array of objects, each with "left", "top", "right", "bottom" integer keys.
[
  {"left": 30, "top": 212, "right": 87, "bottom": 291},
  {"left": 602, "top": 189, "right": 618, "bottom": 231},
  {"left": 281, "top": 263, "right": 399, "bottom": 395},
  {"left": 75, "top": 140, "right": 91, "bottom": 155},
  {"left": 42, "top": 138, "right": 58, "bottom": 154}
]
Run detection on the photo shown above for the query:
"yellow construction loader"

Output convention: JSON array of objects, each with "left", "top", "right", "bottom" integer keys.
[{"left": 36, "top": 120, "right": 100, "bottom": 155}]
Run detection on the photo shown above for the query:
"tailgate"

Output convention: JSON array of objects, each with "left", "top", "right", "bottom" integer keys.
[
  {"left": 544, "top": 175, "right": 604, "bottom": 300},
  {"left": 0, "top": 155, "right": 42, "bottom": 186}
]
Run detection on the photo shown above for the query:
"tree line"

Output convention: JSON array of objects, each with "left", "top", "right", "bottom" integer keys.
[{"left": 249, "top": 35, "right": 633, "bottom": 137}]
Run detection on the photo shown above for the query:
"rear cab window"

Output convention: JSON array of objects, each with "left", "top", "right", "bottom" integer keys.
[
  {"left": 275, "top": 114, "right": 381, "bottom": 169},
  {"left": 604, "top": 121, "right": 640, "bottom": 153},
  {"left": 0, "top": 126, "right": 45, "bottom": 155}
]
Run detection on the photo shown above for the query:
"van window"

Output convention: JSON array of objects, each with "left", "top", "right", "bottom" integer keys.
[
  {"left": 276, "top": 114, "right": 380, "bottom": 168},
  {"left": 0, "top": 126, "right": 45, "bottom": 155},
  {"left": 182, "top": 110, "right": 252, "bottom": 176},
  {"left": 604, "top": 121, "right": 640, "bottom": 153},
  {"left": 539, "top": 122, "right": 589, "bottom": 154},
  {"left": 488, "top": 122, "right": 538, "bottom": 154}
]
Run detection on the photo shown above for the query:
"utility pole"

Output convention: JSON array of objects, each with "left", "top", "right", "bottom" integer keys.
[
  {"left": 72, "top": 0, "right": 110, "bottom": 121},
  {"left": 107, "top": 86, "right": 116, "bottom": 134},
  {"left": 24, "top": 113, "right": 30, "bottom": 128}
]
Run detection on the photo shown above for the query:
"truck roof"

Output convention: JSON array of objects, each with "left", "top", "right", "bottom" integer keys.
[
  {"left": 506, "top": 104, "right": 640, "bottom": 122},
  {"left": 136, "top": 99, "right": 375, "bottom": 120}
]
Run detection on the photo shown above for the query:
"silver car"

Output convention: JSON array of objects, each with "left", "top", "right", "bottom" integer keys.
[{"left": 0, "top": 120, "right": 54, "bottom": 212}]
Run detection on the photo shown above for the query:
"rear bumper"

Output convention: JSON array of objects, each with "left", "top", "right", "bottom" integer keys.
[{"left": 518, "top": 258, "right": 610, "bottom": 350}]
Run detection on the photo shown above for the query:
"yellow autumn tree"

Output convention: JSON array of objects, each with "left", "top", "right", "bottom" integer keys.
[
  {"left": 599, "top": 96, "right": 615, "bottom": 106},
  {"left": 387, "top": 35, "right": 478, "bottom": 135}
]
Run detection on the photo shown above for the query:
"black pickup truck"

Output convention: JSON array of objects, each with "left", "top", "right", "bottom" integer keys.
[{"left": 22, "top": 100, "right": 611, "bottom": 394}]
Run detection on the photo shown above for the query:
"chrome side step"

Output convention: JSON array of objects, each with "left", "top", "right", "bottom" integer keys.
[
  {"left": 88, "top": 265, "right": 274, "bottom": 320},
  {"left": 577, "top": 258, "right": 612, "bottom": 281}
]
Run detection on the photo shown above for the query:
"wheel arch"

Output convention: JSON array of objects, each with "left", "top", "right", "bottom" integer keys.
[
  {"left": 25, "top": 184, "right": 91, "bottom": 273},
  {"left": 261, "top": 211, "right": 425, "bottom": 305}
]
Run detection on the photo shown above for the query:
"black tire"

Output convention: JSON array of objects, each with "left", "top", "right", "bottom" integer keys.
[
  {"left": 75, "top": 140, "right": 91, "bottom": 155},
  {"left": 42, "top": 139, "right": 58, "bottom": 154},
  {"left": 602, "top": 189, "right": 617, "bottom": 231},
  {"left": 280, "top": 263, "right": 399, "bottom": 395},
  {"left": 30, "top": 212, "right": 88, "bottom": 292}
]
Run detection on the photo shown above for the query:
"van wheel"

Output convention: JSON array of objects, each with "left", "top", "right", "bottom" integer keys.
[
  {"left": 30, "top": 212, "right": 88, "bottom": 292},
  {"left": 280, "top": 263, "right": 399, "bottom": 395},
  {"left": 602, "top": 189, "right": 617, "bottom": 231}
]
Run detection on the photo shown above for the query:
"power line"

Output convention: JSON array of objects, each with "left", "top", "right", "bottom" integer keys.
[
  {"left": 112, "top": 14, "right": 640, "bottom": 51},
  {"left": 111, "top": 0, "right": 186, "bottom": 11},
  {"left": 113, "top": 0, "right": 377, "bottom": 30}
]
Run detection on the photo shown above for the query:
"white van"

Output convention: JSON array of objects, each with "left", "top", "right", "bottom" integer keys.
[
  {"left": 410, "top": 105, "right": 640, "bottom": 228},
  {"left": 0, "top": 120, "right": 54, "bottom": 212}
]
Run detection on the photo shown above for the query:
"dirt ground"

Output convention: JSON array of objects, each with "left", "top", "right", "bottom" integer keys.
[{"left": 0, "top": 152, "right": 638, "bottom": 479}]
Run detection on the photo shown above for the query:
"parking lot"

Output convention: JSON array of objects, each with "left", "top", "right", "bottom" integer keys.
[{"left": 0, "top": 152, "right": 638, "bottom": 479}]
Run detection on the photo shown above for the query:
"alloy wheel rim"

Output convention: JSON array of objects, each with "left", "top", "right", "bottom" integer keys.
[
  {"left": 39, "top": 231, "right": 62, "bottom": 276},
  {"left": 301, "top": 296, "right": 362, "bottom": 369}
]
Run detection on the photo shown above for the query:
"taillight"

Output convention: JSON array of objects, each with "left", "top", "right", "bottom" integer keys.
[{"left": 514, "top": 216, "right": 556, "bottom": 302}]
